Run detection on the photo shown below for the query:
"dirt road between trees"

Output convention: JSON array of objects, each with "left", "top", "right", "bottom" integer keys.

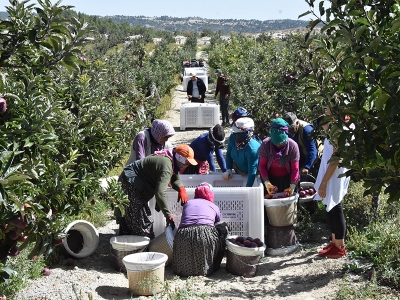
[{"left": 14, "top": 83, "right": 361, "bottom": 300}]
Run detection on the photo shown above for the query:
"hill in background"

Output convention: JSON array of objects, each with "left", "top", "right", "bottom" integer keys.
[{"left": 0, "top": 11, "right": 309, "bottom": 34}]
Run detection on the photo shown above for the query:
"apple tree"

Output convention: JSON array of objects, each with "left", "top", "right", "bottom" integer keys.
[{"left": 301, "top": 0, "right": 400, "bottom": 201}]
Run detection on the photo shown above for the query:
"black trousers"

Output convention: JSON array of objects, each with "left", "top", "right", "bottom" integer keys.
[
  {"left": 327, "top": 202, "right": 346, "bottom": 239},
  {"left": 218, "top": 94, "right": 230, "bottom": 124}
]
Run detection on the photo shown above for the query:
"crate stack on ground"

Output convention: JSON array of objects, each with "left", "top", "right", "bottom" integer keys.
[{"left": 263, "top": 194, "right": 300, "bottom": 256}]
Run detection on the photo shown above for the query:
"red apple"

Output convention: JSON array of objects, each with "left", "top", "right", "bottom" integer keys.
[
  {"left": 250, "top": 242, "right": 258, "bottom": 248},
  {"left": 246, "top": 237, "right": 254, "bottom": 242},
  {"left": 53, "top": 239, "right": 63, "bottom": 246},
  {"left": 42, "top": 268, "right": 51, "bottom": 276},
  {"left": 300, "top": 191, "right": 306, "bottom": 198},
  {"left": 236, "top": 237, "right": 245, "bottom": 243},
  {"left": 264, "top": 194, "right": 273, "bottom": 199},
  {"left": 243, "top": 240, "right": 252, "bottom": 247}
]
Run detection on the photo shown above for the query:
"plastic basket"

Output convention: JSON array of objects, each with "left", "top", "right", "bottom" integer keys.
[
  {"left": 150, "top": 174, "right": 264, "bottom": 242},
  {"left": 148, "top": 226, "right": 174, "bottom": 266},
  {"left": 180, "top": 102, "right": 218, "bottom": 130},
  {"left": 110, "top": 235, "right": 150, "bottom": 272},
  {"left": 123, "top": 252, "right": 168, "bottom": 296},
  {"left": 62, "top": 220, "right": 99, "bottom": 258},
  {"left": 299, "top": 182, "right": 316, "bottom": 203},
  {"left": 264, "top": 194, "right": 299, "bottom": 227}
]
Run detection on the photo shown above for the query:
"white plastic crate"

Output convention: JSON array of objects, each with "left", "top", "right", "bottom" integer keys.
[
  {"left": 149, "top": 174, "right": 265, "bottom": 242},
  {"left": 180, "top": 102, "right": 220, "bottom": 130}
]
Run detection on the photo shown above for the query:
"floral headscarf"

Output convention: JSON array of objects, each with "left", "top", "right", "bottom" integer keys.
[
  {"left": 194, "top": 182, "right": 214, "bottom": 202},
  {"left": 151, "top": 120, "right": 175, "bottom": 144}
]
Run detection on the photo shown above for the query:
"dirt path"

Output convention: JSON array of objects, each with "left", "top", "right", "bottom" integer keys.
[{"left": 14, "top": 83, "right": 358, "bottom": 300}]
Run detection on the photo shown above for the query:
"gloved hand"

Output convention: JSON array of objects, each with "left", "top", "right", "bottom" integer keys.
[
  {"left": 284, "top": 184, "right": 297, "bottom": 197},
  {"left": 166, "top": 216, "right": 175, "bottom": 230},
  {"left": 223, "top": 169, "right": 233, "bottom": 181},
  {"left": 265, "top": 181, "right": 278, "bottom": 195},
  {"left": 177, "top": 186, "right": 188, "bottom": 205}
]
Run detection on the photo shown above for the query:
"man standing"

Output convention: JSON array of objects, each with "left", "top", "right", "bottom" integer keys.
[
  {"left": 214, "top": 69, "right": 231, "bottom": 126},
  {"left": 283, "top": 112, "right": 318, "bottom": 177},
  {"left": 187, "top": 73, "right": 206, "bottom": 103}
]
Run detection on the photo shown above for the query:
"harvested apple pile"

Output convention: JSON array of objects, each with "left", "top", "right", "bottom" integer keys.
[
  {"left": 299, "top": 186, "right": 316, "bottom": 198},
  {"left": 227, "top": 236, "right": 264, "bottom": 248}
]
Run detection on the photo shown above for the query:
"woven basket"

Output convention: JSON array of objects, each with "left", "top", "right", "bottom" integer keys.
[
  {"left": 264, "top": 196, "right": 298, "bottom": 227},
  {"left": 123, "top": 252, "right": 168, "bottom": 296},
  {"left": 109, "top": 235, "right": 150, "bottom": 272},
  {"left": 127, "top": 267, "right": 165, "bottom": 296},
  {"left": 148, "top": 227, "right": 174, "bottom": 266},
  {"left": 266, "top": 224, "right": 297, "bottom": 249},
  {"left": 226, "top": 250, "right": 261, "bottom": 278}
]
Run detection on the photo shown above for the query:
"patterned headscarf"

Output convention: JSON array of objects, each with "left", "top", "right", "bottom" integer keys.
[
  {"left": 150, "top": 120, "right": 175, "bottom": 144},
  {"left": 194, "top": 182, "right": 214, "bottom": 202}
]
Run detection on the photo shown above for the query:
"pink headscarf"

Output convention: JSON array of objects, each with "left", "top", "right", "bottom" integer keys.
[
  {"left": 194, "top": 182, "right": 214, "bottom": 202},
  {"left": 151, "top": 120, "right": 175, "bottom": 144}
]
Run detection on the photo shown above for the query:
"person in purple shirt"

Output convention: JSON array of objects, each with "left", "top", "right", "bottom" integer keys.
[
  {"left": 125, "top": 119, "right": 175, "bottom": 166},
  {"left": 172, "top": 183, "right": 226, "bottom": 277},
  {"left": 181, "top": 124, "right": 227, "bottom": 174}
]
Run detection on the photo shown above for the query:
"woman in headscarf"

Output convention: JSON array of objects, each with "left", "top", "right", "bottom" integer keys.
[
  {"left": 182, "top": 124, "right": 227, "bottom": 174},
  {"left": 125, "top": 119, "right": 175, "bottom": 166},
  {"left": 223, "top": 117, "right": 261, "bottom": 187},
  {"left": 118, "top": 144, "right": 197, "bottom": 239},
  {"left": 258, "top": 118, "right": 300, "bottom": 197},
  {"left": 173, "top": 182, "right": 227, "bottom": 277}
]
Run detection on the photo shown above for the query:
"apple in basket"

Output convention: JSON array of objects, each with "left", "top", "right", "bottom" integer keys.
[{"left": 231, "top": 236, "right": 263, "bottom": 248}]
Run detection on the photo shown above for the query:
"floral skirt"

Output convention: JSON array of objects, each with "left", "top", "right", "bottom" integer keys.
[
  {"left": 172, "top": 225, "right": 224, "bottom": 277},
  {"left": 118, "top": 178, "right": 155, "bottom": 239}
]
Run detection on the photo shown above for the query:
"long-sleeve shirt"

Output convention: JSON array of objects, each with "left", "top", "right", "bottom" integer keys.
[
  {"left": 125, "top": 129, "right": 172, "bottom": 166},
  {"left": 258, "top": 137, "right": 300, "bottom": 184},
  {"left": 179, "top": 198, "right": 221, "bottom": 228},
  {"left": 289, "top": 122, "right": 317, "bottom": 170},
  {"left": 215, "top": 75, "right": 230, "bottom": 96},
  {"left": 225, "top": 135, "right": 260, "bottom": 187},
  {"left": 120, "top": 155, "right": 183, "bottom": 218},
  {"left": 189, "top": 132, "right": 227, "bottom": 172}
]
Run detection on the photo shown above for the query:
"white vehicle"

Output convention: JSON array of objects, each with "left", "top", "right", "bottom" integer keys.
[{"left": 182, "top": 67, "right": 209, "bottom": 92}]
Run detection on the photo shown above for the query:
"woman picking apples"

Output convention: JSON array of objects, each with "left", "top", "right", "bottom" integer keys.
[{"left": 258, "top": 118, "right": 300, "bottom": 198}]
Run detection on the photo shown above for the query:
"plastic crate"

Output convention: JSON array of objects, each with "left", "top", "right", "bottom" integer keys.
[
  {"left": 149, "top": 174, "right": 265, "bottom": 242},
  {"left": 180, "top": 102, "right": 220, "bottom": 130}
]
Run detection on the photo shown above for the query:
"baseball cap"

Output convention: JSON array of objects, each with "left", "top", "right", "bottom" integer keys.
[
  {"left": 215, "top": 68, "right": 222, "bottom": 74},
  {"left": 283, "top": 112, "right": 298, "bottom": 126},
  {"left": 174, "top": 144, "right": 198, "bottom": 165},
  {"left": 208, "top": 124, "right": 225, "bottom": 148},
  {"left": 231, "top": 117, "right": 254, "bottom": 133},
  {"left": 231, "top": 107, "right": 248, "bottom": 123}
]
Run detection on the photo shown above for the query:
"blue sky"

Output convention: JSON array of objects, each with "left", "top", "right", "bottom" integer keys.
[{"left": 0, "top": 0, "right": 312, "bottom": 20}]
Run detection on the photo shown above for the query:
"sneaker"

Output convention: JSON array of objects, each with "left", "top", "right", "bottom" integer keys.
[
  {"left": 323, "top": 245, "right": 346, "bottom": 259},
  {"left": 318, "top": 242, "right": 335, "bottom": 256}
]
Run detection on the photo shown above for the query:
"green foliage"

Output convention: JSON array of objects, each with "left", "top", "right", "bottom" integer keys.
[
  {"left": 207, "top": 33, "right": 319, "bottom": 139},
  {"left": 303, "top": 0, "right": 400, "bottom": 201},
  {"left": 0, "top": 0, "right": 187, "bottom": 284}
]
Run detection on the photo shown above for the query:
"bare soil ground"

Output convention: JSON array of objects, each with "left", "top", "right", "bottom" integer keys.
[{"left": 14, "top": 83, "right": 366, "bottom": 300}]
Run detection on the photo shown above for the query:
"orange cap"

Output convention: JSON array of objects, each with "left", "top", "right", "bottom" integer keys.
[{"left": 175, "top": 144, "right": 197, "bottom": 165}]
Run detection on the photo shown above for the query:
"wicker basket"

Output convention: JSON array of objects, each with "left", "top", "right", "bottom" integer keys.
[
  {"left": 266, "top": 224, "right": 297, "bottom": 249},
  {"left": 148, "top": 226, "right": 174, "bottom": 266},
  {"left": 123, "top": 252, "right": 168, "bottom": 296},
  {"left": 225, "top": 238, "right": 265, "bottom": 278},
  {"left": 264, "top": 194, "right": 298, "bottom": 227},
  {"left": 110, "top": 235, "right": 150, "bottom": 272}
]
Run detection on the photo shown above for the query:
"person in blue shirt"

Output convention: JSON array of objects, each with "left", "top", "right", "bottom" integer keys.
[
  {"left": 182, "top": 124, "right": 227, "bottom": 174},
  {"left": 283, "top": 112, "right": 318, "bottom": 177},
  {"left": 223, "top": 117, "right": 261, "bottom": 187}
]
